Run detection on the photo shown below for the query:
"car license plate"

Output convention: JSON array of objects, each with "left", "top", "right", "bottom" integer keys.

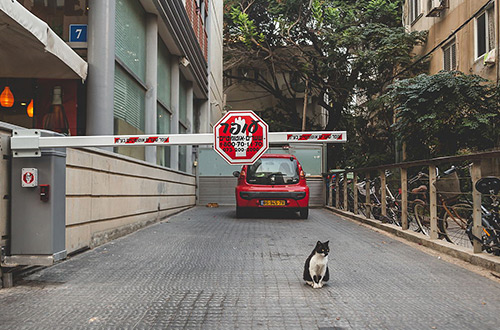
[{"left": 260, "top": 200, "right": 286, "bottom": 206}]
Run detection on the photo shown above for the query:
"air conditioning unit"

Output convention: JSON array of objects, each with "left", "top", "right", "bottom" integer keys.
[{"left": 426, "top": 0, "right": 446, "bottom": 17}]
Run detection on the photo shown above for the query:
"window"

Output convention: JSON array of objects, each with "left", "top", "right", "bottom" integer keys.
[
  {"left": 443, "top": 40, "right": 456, "bottom": 71},
  {"left": 476, "top": 6, "right": 495, "bottom": 59},
  {"left": 409, "top": 0, "right": 420, "bottom": 23},
  {"left": 157, "top": 104, "right": 171, "bottom": 167}
]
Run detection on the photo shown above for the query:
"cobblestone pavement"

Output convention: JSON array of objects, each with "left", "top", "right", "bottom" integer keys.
[{"left": 1, "top": 207, "right": 500, "bottom": 329}]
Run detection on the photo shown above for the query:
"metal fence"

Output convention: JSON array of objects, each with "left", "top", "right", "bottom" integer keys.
[{"left": 327, "top": 151, "right": 500, "bottom": 255}]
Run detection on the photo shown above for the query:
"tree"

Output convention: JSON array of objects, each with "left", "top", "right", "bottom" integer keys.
[
  {"left": 388, "top": 71, "right": 499, "bottom": 159},
  {"left": 224, "top": 0, "right": 428, "bottom": 167}
]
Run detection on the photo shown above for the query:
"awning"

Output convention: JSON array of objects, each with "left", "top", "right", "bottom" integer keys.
[{"left": 0, "top": 0, "right": 87, "bottom": 80}]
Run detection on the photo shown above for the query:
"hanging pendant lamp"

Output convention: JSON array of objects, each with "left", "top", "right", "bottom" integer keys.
[
  {"left": 27, "top": 99, "right": 34, "bottom": 117},
  {"left": 0, "top": 86, "right": 14, "bottom": 107}
]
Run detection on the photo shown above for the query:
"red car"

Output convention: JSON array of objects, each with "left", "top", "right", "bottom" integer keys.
[{"left": 233, "top": 154, "right": 310, "bottom": 219}]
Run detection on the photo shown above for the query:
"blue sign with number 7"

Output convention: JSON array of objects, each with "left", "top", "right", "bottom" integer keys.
[{"left": 69, "top": 24, "right": 87, "bottom": 43}]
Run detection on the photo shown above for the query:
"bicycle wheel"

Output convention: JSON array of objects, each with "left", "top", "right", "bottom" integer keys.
[
  {"left": 466, "top": 219, "right": 500, "bottom": 255},
  {"left": 439, "top": 203, "right": 472, "bottom": 247},
  {"left": 413, "top": 202, "right": 430, "bottom": 236}
]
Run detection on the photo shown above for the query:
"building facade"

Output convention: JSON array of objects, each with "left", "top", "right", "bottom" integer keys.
[
  {"left": 0, "top": 0, "right": 223, "bottom": 282},
  {"left": 403, "top": 0, "right": 498, "bottom": 81},
  {"left": 0, "top": 0, "right": 224, "bottom": 172}
]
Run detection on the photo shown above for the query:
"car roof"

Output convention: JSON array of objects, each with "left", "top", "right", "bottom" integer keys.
[{"left": 261, "top": 153, "right": 297, "bottom": 159}]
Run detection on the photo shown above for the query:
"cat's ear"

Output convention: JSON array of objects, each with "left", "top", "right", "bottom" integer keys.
[
  {"left": 316, "top": 240, "right": 321, "bottom": 246},
  {"left": 324, "top": 240, "right": 329, "bottom": 245}
]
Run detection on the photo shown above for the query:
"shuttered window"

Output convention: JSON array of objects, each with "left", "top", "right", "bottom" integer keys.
[
  {"left": 157, "top": 40, "right": 171, "bottom": 108},
  {"left": 114, "top": 64, "right": 145, "bottom": 132},
  {"left": 409, "top": 0, "right": 420, "bottom": 23},
  {"left": 443, "top": 41, "right": 456, "bottom": 71},
  {"left": 115, "top": 0, "right": 146, "bottom": 81}
]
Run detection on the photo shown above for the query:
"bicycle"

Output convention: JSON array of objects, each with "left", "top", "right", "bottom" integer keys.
[
  {"left": 411, "top": 166, "right": 473, "bottom": 240},
  {"left": 462, "top": 177, "right": 500, "bottom": 255},
  {"left": 354, "top": 172, "right": 421, "bottom": 231}
]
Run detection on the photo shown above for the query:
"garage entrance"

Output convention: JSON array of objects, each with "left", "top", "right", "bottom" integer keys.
[{"left": 197, "top": 144, "right": 326, "bottom": 206}]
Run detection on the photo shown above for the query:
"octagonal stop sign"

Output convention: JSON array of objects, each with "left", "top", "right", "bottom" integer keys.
[{"left": 213, "top": 110, "right": 269, "bottom": 165}]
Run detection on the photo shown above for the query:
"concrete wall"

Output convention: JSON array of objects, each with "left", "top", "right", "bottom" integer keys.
[{"left": 65, "top": 147, "right": 196, "bottom": 253}]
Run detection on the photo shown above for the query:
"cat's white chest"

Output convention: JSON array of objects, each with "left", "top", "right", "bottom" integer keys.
[{"left": 309, "top": 253, "right": 328, "bottom": 275}]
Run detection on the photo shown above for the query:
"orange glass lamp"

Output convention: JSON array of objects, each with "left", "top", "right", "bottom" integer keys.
[
  {"left": 0, "top": 86, "right": 14, "bottom": 107},
  {"left": 27, "top": 99, "right": 34, "bottom": 117}
]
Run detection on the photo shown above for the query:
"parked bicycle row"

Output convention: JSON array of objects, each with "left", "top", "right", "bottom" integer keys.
[{"left": 327, "top": 153, "right": 500, "bottom": 256}]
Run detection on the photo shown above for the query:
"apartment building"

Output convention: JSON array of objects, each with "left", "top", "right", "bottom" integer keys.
[{"left": 404, "top": 0, "right": 498, "bottom": 81}]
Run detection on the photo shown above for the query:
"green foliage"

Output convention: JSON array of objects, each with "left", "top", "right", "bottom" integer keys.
[
  {"left": 388, "top": 71, "right": 499, "bottom": 159},
  {"left": 223, "top": 1, "right": 497, "bottom": 168}
]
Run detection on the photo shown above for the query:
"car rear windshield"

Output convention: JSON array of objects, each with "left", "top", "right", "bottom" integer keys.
[{"left": 246, "top": 157, "right": 299, "bottom": 185}]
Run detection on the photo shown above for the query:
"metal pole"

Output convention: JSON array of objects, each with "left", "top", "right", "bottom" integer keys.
[{"left": 86, "top": 0, "right": 115, "bottom": 143}]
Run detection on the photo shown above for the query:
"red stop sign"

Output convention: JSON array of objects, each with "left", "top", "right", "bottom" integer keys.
[{"left": 213, "top": 110, "right": 269, "bottom": 165}]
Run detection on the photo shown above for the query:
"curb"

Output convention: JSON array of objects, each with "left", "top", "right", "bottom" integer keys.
[{"left": 325, "top": 206, "right": 500, "bottom": 273}]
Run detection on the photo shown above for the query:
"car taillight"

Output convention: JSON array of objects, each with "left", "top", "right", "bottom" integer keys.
[
  {"left": 299, "top": 170, "right": 305, "bottom": 180},
  {"left": 238, "top": 170, "right": 246, "bottom": 184}
]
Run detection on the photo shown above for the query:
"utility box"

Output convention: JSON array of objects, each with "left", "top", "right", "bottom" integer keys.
[{"left": 7, "top": 130, "right": 67, "bottom": 266}]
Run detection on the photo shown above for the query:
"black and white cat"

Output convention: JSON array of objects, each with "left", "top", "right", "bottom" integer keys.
[{"left": 303, "top": 241, "right": 330, "bottom": 288}]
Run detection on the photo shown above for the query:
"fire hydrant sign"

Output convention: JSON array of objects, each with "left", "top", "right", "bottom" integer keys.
[
  {"left": 214, "top": 110, "right": 269, "bottom": 165},
  {"left": 21, "top": 168, "right": 38, "bottom": 187}
]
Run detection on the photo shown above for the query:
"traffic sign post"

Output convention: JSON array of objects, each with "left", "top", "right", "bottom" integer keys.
[{"left": 213, "top": 110, "right": 268, "bottom": 165}]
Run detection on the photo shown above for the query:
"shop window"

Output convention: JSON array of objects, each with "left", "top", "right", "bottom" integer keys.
[{"left": 0, "top": 78, "right": 79, "bottom": 134}]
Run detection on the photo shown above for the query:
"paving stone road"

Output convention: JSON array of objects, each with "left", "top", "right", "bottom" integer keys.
[{"left": 1, "top": 207, "right": 500, "bottom": 329}]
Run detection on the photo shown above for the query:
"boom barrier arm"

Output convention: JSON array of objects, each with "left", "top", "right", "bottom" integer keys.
[{"left": 10, "top": 129, "right": 347, "bottom": 157}]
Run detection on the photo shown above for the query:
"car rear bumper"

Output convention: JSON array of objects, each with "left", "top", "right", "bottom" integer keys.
[
  {"left": 239, "top": 191, "right": 307, "bottom": 200},
  {"left": 236, "top": 189, "right": 309, "bottom": 208}
]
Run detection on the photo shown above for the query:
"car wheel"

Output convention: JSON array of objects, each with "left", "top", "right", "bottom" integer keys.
[
  {"left": 299, "top": 207, "right": 309, "bottom": 219},
  {"left": 236, "top": 206, "right": 243, "bottom": 218}
]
